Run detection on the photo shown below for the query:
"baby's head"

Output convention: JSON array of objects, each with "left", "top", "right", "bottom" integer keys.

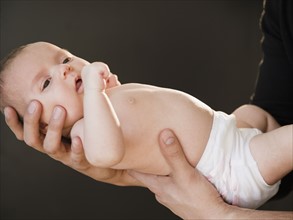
[{"left": 0, "top": 42, "right": 89, "bottom": 135}]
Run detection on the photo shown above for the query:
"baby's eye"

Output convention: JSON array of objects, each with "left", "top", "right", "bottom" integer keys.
[
  {"left": 42, "top": 78, "right": 51, "bottom": 91},
  {"left": 63, "top": 57, "right": 72, "bottom": 64}
]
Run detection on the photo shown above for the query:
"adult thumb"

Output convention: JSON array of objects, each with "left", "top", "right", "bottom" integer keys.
[{"left": 159, "top": 129, "right": 193, "bottom": 177}]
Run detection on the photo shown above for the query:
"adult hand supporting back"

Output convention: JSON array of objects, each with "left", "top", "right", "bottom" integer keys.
[
  {"left": 128, "top": 129, "right": 293, "bottom": 219},
  {"left": 128, "top": 129, "right": 224, "bottom": 219}
]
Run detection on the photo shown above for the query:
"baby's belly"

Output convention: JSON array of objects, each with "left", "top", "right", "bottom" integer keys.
[{"left": 107, "top": 83, "right": 213, "bottom": 174}]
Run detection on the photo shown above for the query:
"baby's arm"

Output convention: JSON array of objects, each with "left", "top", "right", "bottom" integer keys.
[
  {"left": 81, "top": 62, "right": 125, "bottom": 167},
  {"left": 232, "top": 104, "right": 280, "bottom": 132},
  {"left": 249, "top": 125, "right": 293, "bottom": 185}
]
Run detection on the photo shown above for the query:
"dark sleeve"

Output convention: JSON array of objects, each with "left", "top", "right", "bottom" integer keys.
[
  {"left": 250, "top": 0, "right": 293, "bottom": 126},
  {"left": 251, "top": 0, "right": 293, "bottom": 200}
]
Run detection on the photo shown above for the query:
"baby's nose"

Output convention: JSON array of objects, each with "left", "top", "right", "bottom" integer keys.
[{"left": 60, "top": 64, "right": 71, "bottom": 78}]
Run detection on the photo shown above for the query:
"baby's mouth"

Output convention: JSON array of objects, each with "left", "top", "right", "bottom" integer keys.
[{"left": 76, "top": 78, "right": 83, "bottom": 93}]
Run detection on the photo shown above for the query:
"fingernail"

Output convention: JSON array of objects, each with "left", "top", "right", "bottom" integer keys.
[
  {"left": 53, "top": 107, "right": 62, "bottom": 120},
  {"left": 28, "top": 102, "right": 36, "bottom": 114},
  {"left": 3, "top": 108, "right": 9, "bottom": 119},
  {"left": 165, "top": 137, "right": 175, "bottom": 145},
  {"left": 162, "top": 130, "right": 175, "bottom": 145}
]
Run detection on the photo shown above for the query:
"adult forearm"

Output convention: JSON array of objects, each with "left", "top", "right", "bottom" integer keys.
[{"left": 226, "top": 206, "right": 293, "bottom": 220}]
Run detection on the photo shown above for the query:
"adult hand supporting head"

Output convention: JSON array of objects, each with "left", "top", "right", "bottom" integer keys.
[
  {"left": 128, "top": 129, "right": 227, "bottom": 219},
  {"left": 4, "top": 100, "right": 141, "bottom": 186},
  {"left": 4, "top": 100, "right": 89, "bottom": 170},
  {"left": 3, "top": 72, "right": 122, "bottom": 170}
]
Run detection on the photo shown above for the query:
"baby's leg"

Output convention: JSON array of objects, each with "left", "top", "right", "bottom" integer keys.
[
  {"left": 232, "top": 104, "right": 280, "bottom": 132},
  {"left": 249, "top": 125, "right": 293, "bottom": 185}
]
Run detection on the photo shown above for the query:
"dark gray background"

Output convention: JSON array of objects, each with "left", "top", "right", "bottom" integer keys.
[{"left": 1, "top": 1, "right": 292, "bottom": 219}]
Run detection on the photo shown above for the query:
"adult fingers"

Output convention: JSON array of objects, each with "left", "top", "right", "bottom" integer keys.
[
  {"left": 128, "top": 170, "right": 167, "bottom": 194},
  {"left": 4, "top": 106, "right": 24, "bottom": 140},
  {"left": 70, "top": 136, "right": 90, "bottom": 170},
  {"left": 43, "top": 106, "right": 67, "bottom": 158},
  {"left": 23, "top": 101, "right": 44, "bottom": 151},
  {"left": 159, "top": 129, "right": 194, "bottom": 179},
  {"left": 130, "top": 129, "right": 194, "bottom": 190}
]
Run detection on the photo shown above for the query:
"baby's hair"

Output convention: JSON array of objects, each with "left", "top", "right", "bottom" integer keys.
[{"left": 0, "top": 44, "right": 28, "bottom": 113}]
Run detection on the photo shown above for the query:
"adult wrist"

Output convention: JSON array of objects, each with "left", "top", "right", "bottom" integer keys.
[{"left": 207, "top": 200, "right": 236, "bottom": 219}]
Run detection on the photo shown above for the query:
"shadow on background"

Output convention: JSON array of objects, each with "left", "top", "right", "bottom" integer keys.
[{"left": 1, "top": 1, "right": 292, "bottom": 219}]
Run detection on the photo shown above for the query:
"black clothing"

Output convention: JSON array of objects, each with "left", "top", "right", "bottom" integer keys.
[
  {"left": 251, "top": 0, "right": 293, "bottom": 125},
  {"left": 250, "top": 0, "right": 293, "bottom": 199}
]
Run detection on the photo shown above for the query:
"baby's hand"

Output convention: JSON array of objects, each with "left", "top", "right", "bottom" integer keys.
[
  {"left": 81, "top": 62, "right": 111, "bottom": 92},
  {"left": 107, "top": 74, "right": 121, "bottom": 89}
]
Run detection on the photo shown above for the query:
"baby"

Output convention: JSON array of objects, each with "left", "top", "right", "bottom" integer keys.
[{"left": 1, "top": 42, "right": 292, "bottom": 209}]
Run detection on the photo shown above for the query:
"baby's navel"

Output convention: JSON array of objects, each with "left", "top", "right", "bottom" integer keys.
[{"left": 128, "top": 97, "right": 136, "bottom": 104}]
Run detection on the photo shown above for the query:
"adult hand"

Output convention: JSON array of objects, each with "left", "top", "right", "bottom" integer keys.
[
  {"left": 4, "top": 101, "right": 91, "bottom": 170},
  {"left": 128, "top": 129, "right": 226, "bottom": 219},
  {"left": 129, "top": 129, "right": 293, "bottom": 219},
  {"left": 3, "top": 71, "right": 127, "bottom": 179},
  {"left": 4, "top": 101, "right": 140, "bottom": 186}
]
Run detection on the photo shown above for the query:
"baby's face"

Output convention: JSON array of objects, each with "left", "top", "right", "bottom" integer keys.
[{"left": 7, "top": 42, "right": 89, "bottom": 135}]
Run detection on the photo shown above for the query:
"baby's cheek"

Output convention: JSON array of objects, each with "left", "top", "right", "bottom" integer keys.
[{"left": 65, "top": 103, "right": 83, "bottom": 126}]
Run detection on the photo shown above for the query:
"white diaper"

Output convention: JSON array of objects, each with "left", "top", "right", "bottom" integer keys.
[{"left": 196, "top": 111, "right": 280, "bottom": 209}]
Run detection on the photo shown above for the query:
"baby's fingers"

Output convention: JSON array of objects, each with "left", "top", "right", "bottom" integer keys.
[
  {"left": 82, "top": 62, "right": 110, "bottom": 91},
  {"left": 106, "top": 74, "right": 121, "bottom": 88},
  {"left": 82, "top": 62, "right": 110, "bottom": 79}
]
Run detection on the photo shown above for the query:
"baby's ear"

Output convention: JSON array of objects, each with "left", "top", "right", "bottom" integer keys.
[{"left": 39, "top": 122, "right": 48, "bottom": 135}]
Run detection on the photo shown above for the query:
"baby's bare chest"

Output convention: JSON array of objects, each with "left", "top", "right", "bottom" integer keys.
[{"left": 109, "top": 87, "right": 168, "bottom": 141}]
